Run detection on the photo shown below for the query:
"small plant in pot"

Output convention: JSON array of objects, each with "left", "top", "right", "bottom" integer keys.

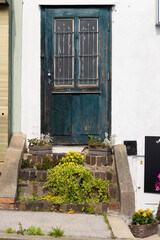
[
  {"left": 87, "top": 133, "right": 116, "bottom": 155},
  {"left": 88, "top": 133, "right": 116, "bottom": 148},
  {"left": 129, "top": 208, "right": 158, "bottom": 238},
  {"left": 28, "top": 134, "right": 53, "bottom": 154}
]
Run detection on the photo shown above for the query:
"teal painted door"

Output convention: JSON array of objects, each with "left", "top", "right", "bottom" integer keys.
[{"left": 41, "top": 7, "right": 111, "bottom": 144}]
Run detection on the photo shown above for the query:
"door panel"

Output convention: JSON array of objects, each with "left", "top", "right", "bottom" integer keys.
[
  {"left": 52, "top": 95, "right": 72, "bottom": 136},
  {"left": 41, "top": 7, "right": 111, "bottom": 144},
  {"left": 81, "top": 94, "right": 99, "bottom": 134}
]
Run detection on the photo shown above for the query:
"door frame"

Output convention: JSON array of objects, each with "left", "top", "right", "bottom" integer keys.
[{"left": 41, "top": 6, "right": 112, "bottom": 143}]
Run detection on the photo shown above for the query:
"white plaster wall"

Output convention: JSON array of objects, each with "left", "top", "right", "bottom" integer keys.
[
  {"left": 112, "top": 0, "right": 160, "bottom": 155},
  {"left": 21, "top": 0, "right": 115, "bottom": 139},
  {"left": 21, "top": 0, "right": 160, "bottom": 211},
  {"left": 21, "top": 0, "right": 41, "bottom": 139},
  {"left": 21, "top": 0, "right": 160, "bottom": 149},
  {"left": 128, "top": 155, "right": 160, "bottom": 213}
]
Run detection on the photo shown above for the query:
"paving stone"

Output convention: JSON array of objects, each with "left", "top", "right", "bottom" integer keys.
[
  {"left": 59, "top": 203, "right": 67, "bottom": 212},
  {"left": 107, "top": 155, "right": 113, "bottom": 166},
  {"left": 37, "top": 200, "right": 44, "bottom": 211},
  {"left": 31, "top": 200, "right": 39, "bottom": 211},
  {"left": 86, "top": 155, "right": 90, "bottom": 164},
  {"left": 106, "top": 172, "right": 112, "bottom": 181},
  {"left": 26, "top": 200, "right": 32, "bottom": 210},
  {"left": 102, "top": 156, "right": 107, "bottom": 166},
  {"left": 108, "top": 201, "right": 120, "bottom": 211},
  {"left": 36, "top": 171, "right": 42, "bottom": 181},
  {"left": 102, "top": 202, "right": 108, "bottom": 212},
  {"left": 95, "top": 172, "right": 100, "bottom": 178},
  {"left": 30, "top": 170, "right": 36, "bottom": 181},
  {"left": 97, "top": 156, "right": 102, "bottom": 166},
  {"left": 32, "top": 155, "right": 37, "bottom": 165},
  {"left": 19, "top": 169, "right": 25, "bottom": 180},
  {"left": 20, "top": 201, "right": 26, "bottom": 211},
  {"left": 91, "top": 156, "right": 96, "bottom": 165},
  {"left": 14, "top": 201, "right": 20, "bottom": 210},
  {"left": 24, "top": 170, "right": 29, "bottom": 181},
  {"left": 100, "top": 172, "right": 106, "bottom": 181},
  {"left": 33, "top": 184, "right": 38, "bottom": 194}
]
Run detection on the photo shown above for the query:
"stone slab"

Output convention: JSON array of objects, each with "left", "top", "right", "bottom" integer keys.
[
  {"left": 0, "top": 133, "right": 26, "bottom": 199},
  {"left": 114, "top": 145, "right": 135, "bottom": 215},
  {"left": 108, "top": 215, "right": 134, "bottom": 239}
]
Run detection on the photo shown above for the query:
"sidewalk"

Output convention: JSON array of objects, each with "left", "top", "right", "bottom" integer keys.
[{"left": 0, "top": 210, "right": 159, "bottom": 240}]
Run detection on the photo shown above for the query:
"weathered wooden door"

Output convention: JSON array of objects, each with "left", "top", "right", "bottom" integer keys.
[{"left": 41, "top": 7, "right": 111, "bottom": 144}]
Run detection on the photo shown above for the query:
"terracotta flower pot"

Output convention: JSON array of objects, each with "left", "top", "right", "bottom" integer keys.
[{"left": 129, "top": 222, "right": 158, "bottom": 238}]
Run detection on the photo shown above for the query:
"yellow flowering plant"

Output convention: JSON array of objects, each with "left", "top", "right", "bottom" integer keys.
[
  {"left": 59, "top": 151, "right": 85, "bottom": 166},
  {"left": 45, "top": 164, "right": 110, "bottom": 204},
  {"left": 131, "top": 208, "right": 157, "bottom": 225}
]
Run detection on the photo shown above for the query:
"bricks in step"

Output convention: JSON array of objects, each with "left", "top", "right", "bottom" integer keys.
[{"left": 15, "top": 149, "right": 120, "bottom": 213}]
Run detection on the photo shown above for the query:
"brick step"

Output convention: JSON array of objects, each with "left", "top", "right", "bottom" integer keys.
[
  {"left": 14, "top": 201, "right": 108, "bottom": 214},
  {"left": 108, "top": 184, "right": 119, "bottom": 199},
  {"left": 19, "top": 169, "right": 48, "bottom": 182},
  {"left": 23, "top": 153, "right": 65, "bottom": 166},
  {"left": 86, "top": 154, "right": 114, "bottom": 166},
  {"left": 18, "top": 181, "right": 47, "bottom": 198},
  {"left": 108, "top": 200, "right": 120, "bottom": 212}
]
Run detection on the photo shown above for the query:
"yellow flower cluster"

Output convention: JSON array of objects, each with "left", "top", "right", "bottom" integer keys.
[
  {"left": 132, "top": 208, "right": 156, "bottom": 225},
  {"left": 136, "top": 208, "right": 153, "bottom": 217},
  {"left": 59, "top": 151, "right": 85, "bottom": 167}
]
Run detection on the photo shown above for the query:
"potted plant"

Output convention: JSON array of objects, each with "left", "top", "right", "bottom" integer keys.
[
  {"left": 155, "top": 173, "right": 160, "bottom": 221},
  {"left": 87, "top": 133, "right": 116, "bottom": 155},
  {"left": 28, "top": 134, "right": 53, "bottom": 154},
  {"left": 129, "top": 208, "right": 158, "bottom": 238}
]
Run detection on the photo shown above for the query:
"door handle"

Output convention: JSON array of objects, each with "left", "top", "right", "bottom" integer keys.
[{"left": 48, "top": 72, "right": 51, "bottom": 84}]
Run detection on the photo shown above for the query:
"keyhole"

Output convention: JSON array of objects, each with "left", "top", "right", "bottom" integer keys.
[{"left": 2, "top": 113, "right": 4, "bottom": 115}]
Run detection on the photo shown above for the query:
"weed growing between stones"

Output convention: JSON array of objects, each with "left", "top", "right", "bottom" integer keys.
[
  {"left": 48, "top": 227, "right": 64, "bottom": 237},
  {"left": 26, "top": 226, "right": 44, "bottom": 235},
  {"left": 6, "top": 227, "right": 16, "bottom": 234},
  {"left": 104, "top": 213, "right": 116, "bottom": 239},
  {"left": 6, "top": 223, "right": 63, "bottom": 237},
  {"left": 17, "top": 222, "right": 27, "bottom": 235},
  {"left": 86, "top": 205, "right": 95, "bottom": 214}
]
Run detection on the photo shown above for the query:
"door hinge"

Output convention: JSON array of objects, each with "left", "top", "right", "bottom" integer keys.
[
  {"left": 41, "top": 51, "right": 45, "bottom": 58},
  {"left": 108, "top": 23, "right": 110, "bottom": 32},
  {"left": 107, "top": 72, "right": 110, "bottom": 81}
]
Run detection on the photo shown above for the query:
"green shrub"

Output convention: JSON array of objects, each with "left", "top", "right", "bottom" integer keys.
[{"left": 45, "top": 165, "right": 110, "bottom": 204}]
